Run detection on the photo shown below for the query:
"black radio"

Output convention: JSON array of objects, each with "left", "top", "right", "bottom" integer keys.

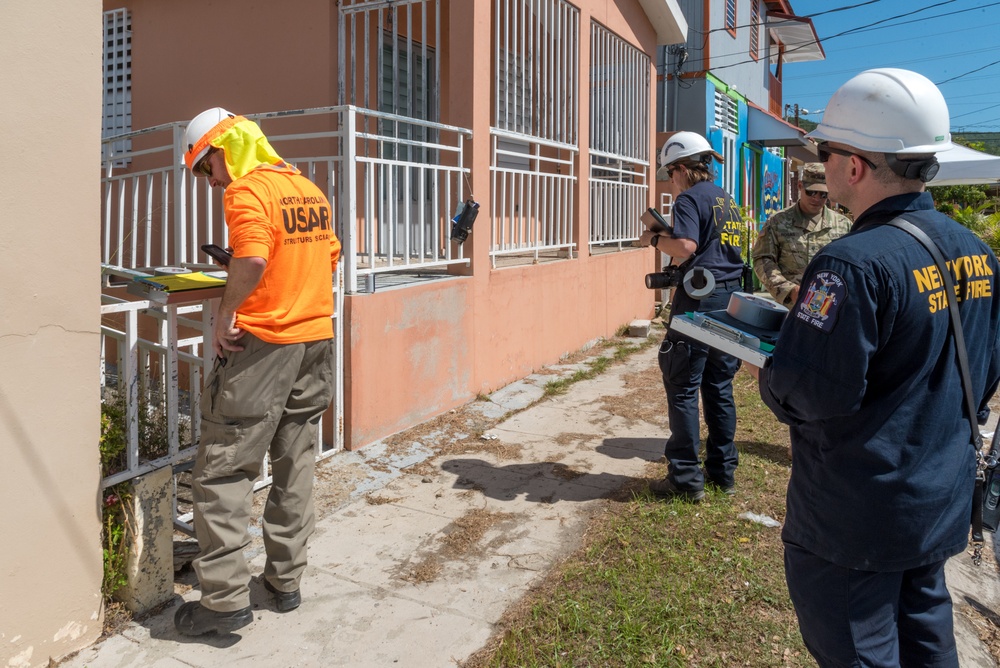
[{"left": 983, "top": 463, "right": 1000, "bottom": 533}]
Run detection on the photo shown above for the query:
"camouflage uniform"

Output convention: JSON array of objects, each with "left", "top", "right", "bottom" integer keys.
[{"left": 752, "top": 203, "right": 852, "bottom": 307}]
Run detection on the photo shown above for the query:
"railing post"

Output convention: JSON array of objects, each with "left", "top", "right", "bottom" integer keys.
[
  {"left": 341, "top": 106, "right": 359, "bottom": 294},
  {"left": 124, "top": 308, "right": 139, "bottom": 472},
  {"left": 173, "top": 124, "right": 187, "bottom": 267},
  {"left": 165, "top": 305, "right": 180, "bottom": 455}
]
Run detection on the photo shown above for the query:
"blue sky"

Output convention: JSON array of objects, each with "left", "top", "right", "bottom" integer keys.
[{"left": 780, "top": 0, "right": 1000, "bottom": 133}]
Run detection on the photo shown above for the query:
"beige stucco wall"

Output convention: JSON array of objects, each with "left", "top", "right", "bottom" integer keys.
[{"left": 0, "top": 2, "right": 104, "bottom": 666}]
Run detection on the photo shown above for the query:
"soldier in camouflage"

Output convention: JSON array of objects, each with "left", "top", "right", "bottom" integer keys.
[{"left": 751, "top": 163, "right": 852, "bottom": 307}]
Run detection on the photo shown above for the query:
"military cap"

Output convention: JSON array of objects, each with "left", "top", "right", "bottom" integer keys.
[{"left": 801, "top": 162, "right": 827, "bottom": 192}]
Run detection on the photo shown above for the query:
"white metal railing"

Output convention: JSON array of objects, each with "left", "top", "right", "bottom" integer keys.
[
  {"left": 100, "top": 105, "right": 473, "bottom": 294},
  {"left": 100, "top": 270, "right": 344, "bottom": 533},
  {"left": 344, "top": 108, "right": 474, "bottom": 292},
  {"left": 490, "top": 129, "right": 577, "bottom": 265},
  {"left": 589, "top": 155, "right": 649, "bottom": 249}
]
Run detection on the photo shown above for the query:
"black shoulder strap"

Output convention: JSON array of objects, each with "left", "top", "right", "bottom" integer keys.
[{"left": 886, "top": 216, "right": 988, "bottom": 554}]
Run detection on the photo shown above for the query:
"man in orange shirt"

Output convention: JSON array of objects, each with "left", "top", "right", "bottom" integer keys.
[{"left": 174, "top": 108, "right": 341, "bottom": 636}]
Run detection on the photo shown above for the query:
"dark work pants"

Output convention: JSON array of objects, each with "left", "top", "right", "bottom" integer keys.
[
  {"left": 785, "top": 542, "right": 958, "bottom": 668},
  {"left": 659, "top": 282, "right": 741, "bottom": 491}
]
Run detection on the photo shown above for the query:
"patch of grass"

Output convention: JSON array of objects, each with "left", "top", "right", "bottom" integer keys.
[
  {"left": 464, "top": 368, "right": 806, "bottom": 667},
  {"left": 544, "top": 334, "right": 657, "bottom": 397}
]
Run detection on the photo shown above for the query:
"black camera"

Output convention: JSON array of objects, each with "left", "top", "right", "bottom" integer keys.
[
  {"left": 646, "top": 264, "right": 715, "bottom": 299},
  {"left": 645, "top": 266, "right": 683, "bottom": 290}
]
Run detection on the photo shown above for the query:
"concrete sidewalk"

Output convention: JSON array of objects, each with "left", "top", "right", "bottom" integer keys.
[{"left": 61, "top": 344, "right": 1000, "bottom": 667}]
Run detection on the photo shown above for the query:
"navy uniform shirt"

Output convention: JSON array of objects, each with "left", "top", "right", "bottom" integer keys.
[
  {"left": 670, "top": 180, "right": 745, "bottom": 284},
  {"left": 760, "top": 191, "right": 1000, "bottom": 572}
]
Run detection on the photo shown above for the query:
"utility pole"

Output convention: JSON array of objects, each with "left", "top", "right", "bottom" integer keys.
[{"left": 784, "top": 103, "right": 800, "bottom": 127}]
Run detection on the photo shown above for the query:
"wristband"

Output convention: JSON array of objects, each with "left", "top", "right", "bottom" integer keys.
[{"left": 649, "top": 234, "right": 660, "bottom": 248}]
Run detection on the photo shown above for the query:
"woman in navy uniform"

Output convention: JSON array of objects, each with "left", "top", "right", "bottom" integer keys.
[{"left": 640, "top": 132, "right": 745, "bottom": 502}]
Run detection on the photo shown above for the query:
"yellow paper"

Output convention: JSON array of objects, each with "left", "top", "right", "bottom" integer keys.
[{"left": 138, "top": 272, "right": 227, "bottom": 292}]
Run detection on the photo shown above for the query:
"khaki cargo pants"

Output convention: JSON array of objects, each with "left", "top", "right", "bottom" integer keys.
[{"left": 192, "top": 332, "right": 333, "bottom": 612}]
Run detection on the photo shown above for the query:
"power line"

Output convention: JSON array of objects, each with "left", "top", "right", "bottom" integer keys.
[
  {"left": 937, "top": 57, "right": 1000, "bottom": 85},
  {"left": 783, "top": 21, "right": 1000, "bottom": 82},
  {"left": 708, "top": 1, "right": 961, "bottom": 70},
  {"left": 952, "top": 102, "right": 1000, "bottom": 120},
  {"left": 687, "top": 0, "right": 887, "bottom": 38},
  {"left": 842, "top": 1, "right": 1000, "bottom": 36}
]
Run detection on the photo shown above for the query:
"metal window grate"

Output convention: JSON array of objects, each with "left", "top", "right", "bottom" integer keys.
[
  {"left": 714, "top": 89, "right": 739, "bottom": 135},
  {"left": 725, "top": 0, "right": 737, "bottom": 32},
  {"left": 339, "top": 0, "right": 440, "bottom": 118},
  {"left": 589, "top": 22, "right": 650, "bottom": 250},
  {"left": 103, "top": 8, "right": 131, "bottom": 164},
  {"left": 494, "top": 0, "right": 578, "bottom": 146},
  {"left": 490, "top": 0, "right": 580, "bottom": 266},
  {"left": 749, "top": 0, "right": 760, "bottom": 59}
]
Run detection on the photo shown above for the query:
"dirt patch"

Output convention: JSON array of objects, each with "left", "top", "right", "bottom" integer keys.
[
  {"left": 101, "top": 601, "right": 133, "bottom": 637},
  {"left": 440, "top": 508, "right": 519, "bottom": 558},
  {"left": 399, "top": 508, "right": 522, "bottom": 585},
  {"left": 365, "top": 494, "right": 401, "bottom": 505},
  {"left": 401, "top": 557, "right": 443, "bottom": 584},
  {"left": 552, "top": 432, "right": 594, "bottom": 449},
  {"left": 549, "top": 463, "right": 586, "bottom": 481},
  {"left": 599, "top": 365, "right": 667, "bottom": 426},
  {"left": 959, "top": 600, "right": 1000, "bottom": 664}
]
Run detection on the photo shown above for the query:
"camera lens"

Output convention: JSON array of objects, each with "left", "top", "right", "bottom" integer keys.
[{"left": 645, "top": 271, "right": 676, "bottom": 290}]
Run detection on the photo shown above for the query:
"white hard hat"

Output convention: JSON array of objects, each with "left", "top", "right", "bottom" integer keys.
[
  {"left": 806, "top": 69, "right": 952, "bottom": 155},
  {"left": 659, "top": 131, "right": 716, "bottom": 167},
  {"left": 183, "top": 107, "right": 236, "bottom": 170}
]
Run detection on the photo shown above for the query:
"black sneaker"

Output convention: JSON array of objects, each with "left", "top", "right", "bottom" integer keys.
[
  {"left": 649, "top": 477, "right": 705, "bottom": 502},
  {"left": 174, "top": 601, "right": 253, "bottom": 636},
  {"left": 264, "top": 579, "right": 302, "bottom": 612}
]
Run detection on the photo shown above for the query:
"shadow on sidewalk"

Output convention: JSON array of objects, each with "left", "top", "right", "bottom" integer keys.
[
  {"left": 442, "top": 458, "right": 638, "bottom": 503},
  {"left": 596, "top": 437, "right": 663, "bottom": 461}
]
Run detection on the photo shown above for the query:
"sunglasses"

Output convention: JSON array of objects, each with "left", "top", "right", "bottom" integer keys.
[
  {"left": 195, "top": 148, "right": 217, "bottom": 177},
  {"left": 817, "top": 144, "right": 877, "bottom": 170},
  {"left": 804, "top": 189, "right": 828, "bottom": 199}
]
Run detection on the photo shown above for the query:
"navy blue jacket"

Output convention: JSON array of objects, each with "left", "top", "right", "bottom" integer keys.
[
  {"left": 760, "top": 192, "right": 1000, "bottom": 571},
  {"left": 670, "top": 180, "right": 745, "bottom": 283}
]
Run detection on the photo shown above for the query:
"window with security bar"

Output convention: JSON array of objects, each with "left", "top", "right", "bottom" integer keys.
[
  {"left": 749, "top": 0, "right": 760, "bottom": 60},
  {"left": 103, "top": 8, "right": 131, "bottom": 166},
  {"left": 491, "top": 0, "right": 580, "bottom": 267},
  {"left": 377, "top": 34, "right": 442, "bottom": 260},
  {"left": 714, "top": 89, "right": 739, "bottom": 195},
  {"left": 589, "top": 22, "right": 650, "bottom": 251},
  {"left": 725, "top": 0, "right": 738, "bottom": 36}
]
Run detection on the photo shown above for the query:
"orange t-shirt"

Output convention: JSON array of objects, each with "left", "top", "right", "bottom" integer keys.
[{"left": 223, "top": 167, "right": 341, "bottom": 343}]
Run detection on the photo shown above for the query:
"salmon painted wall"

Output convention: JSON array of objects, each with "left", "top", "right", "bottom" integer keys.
[
  {"left": 344, "top": 249, "right": 656, "bottom": 448},
  {"left": 117, "top": 0, "right": 336, "bottom": 124}
]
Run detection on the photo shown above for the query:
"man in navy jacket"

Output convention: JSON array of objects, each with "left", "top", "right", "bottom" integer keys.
[{"left": 751, "top": 69, "right": 1000, "bottom": 666}]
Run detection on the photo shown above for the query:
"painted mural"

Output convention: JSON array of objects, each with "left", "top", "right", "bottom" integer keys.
[{"left": 760, "top": 150, "right": 784, "bottom": 220}]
